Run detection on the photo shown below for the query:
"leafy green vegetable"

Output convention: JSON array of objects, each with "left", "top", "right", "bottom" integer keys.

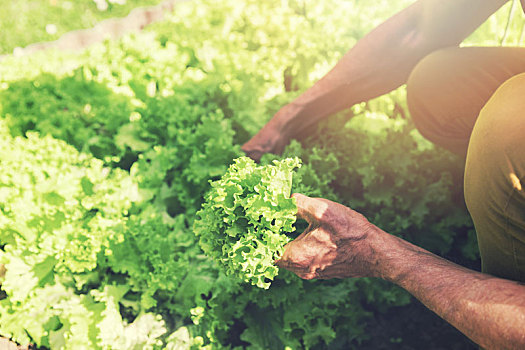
[
  {"left": 0, "top": 0, "right": 496, "bottom": 348},
  {"left": 194, "top": 157, "right": 300, "bottom": 289}
]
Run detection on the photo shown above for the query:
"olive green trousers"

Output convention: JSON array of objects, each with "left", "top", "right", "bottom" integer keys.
[{"left": 406, "top": 47, "right": 525, "bottom": 282}]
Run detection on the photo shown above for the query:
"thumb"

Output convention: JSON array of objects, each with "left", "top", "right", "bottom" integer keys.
[
  {"left": 291, "top": 193, "right": 329, "bottom": 222},
  {"left": 274, "top": 241, "right": 295, "bottom": 270}
]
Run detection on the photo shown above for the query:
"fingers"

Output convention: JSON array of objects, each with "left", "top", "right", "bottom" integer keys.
[
  {"left": 241, "top": 144, "right": 264, "bottom": 163},
  {"left": 291, "top": 193, "right": 329, "bottom": 223},
  {"left": 241, "top": 126, "right": 282, "bottom": 162},
  {"left": 275, "top": 241, "right": 299, "bottom": 271},
  {"left": 275, "top": 258, "right": 316, "bottom": 280},
  {"left": 274, "top": 258, "right": 287, "bottom": 269},
  {"left": 275, "top": 258, "right": 319, "bottom": 280}
]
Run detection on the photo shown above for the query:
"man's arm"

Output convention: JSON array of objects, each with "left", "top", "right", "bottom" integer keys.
[
  {"left": 243, "top": 0, "right": 509, "bottom": 160},
  {"left": 376, "top": 230, "right": 525, "bottom": 349},
  {"left": 277, "top": 194, "right": 525, "bottom": 349}
]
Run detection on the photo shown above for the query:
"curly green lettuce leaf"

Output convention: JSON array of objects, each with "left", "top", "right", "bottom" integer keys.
[{"left": 194, "top": 157, "right": 301, "bottom": 289}]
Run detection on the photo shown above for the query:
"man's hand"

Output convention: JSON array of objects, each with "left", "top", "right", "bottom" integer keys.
[
  {"left": 241, "top": 125, "right": 284, "bottom": 162},
  {"left": 277, "top": 194, "right": 525, "bottom": 349},
  {"left": 241, "top": 109, "right": 293, "bottom": 162},
  {"left": 242, "top": 0, "right": 509, "bottom": 163},
  {"left": 276, "top": 193, "right": 379, "bottom": 279}
]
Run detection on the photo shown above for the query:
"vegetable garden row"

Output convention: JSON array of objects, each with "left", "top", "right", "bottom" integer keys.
[{"left": 0, "top": 0, "right": 520, "bottom": 348}]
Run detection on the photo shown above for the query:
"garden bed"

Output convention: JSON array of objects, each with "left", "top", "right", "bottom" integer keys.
[{"left": 0, "top": 0, "right": 520, "bottom": 348}]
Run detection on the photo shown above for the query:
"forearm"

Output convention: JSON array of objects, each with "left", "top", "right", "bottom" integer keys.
[
  {"left": 272, "top": 0, "right": 508, "bottom": 140},
  {"left": 370, "top": 227, "right": 525, "bottom": 349},
  {"left": 274, "top": 3, "right": 423, "bottom": 139}
]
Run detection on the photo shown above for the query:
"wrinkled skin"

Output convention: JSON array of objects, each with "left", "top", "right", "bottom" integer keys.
[
  {"left": 276, "top": 193, "right": 525, "bottom": 350},
  {"left": 276, "top": 193, "right": 378, "bottom": 280}
]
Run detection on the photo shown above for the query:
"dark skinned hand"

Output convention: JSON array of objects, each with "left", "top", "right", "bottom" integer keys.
[
  {"left": 241, "top": 106, "right": 295, "bottom": 162},
  {"left": 276, "top": 193, "right": 380, "bottom": 280}
]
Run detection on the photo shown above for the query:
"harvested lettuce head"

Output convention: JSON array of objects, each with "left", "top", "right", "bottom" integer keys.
[{"left": 194, "top": 157, "right": 300, "bottom": 289}]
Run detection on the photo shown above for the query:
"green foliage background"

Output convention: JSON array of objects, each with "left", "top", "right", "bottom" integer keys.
[{"left": 0, "top": 0, "right": 524, "bottom": 349}]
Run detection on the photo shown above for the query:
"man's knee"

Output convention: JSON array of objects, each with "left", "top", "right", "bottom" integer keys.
[
  {"left": 407, "top": 47, "right": 525, "bottom": 155},
  {"left": 406, "top": 47, "right": 475, "bottom": 154},
  {"left": 406, "top": 47, "right": 458, "bottom": 111},
  {"left": 465, "top": 72, "right": 525, "bottom": 158},
  {"left": 477, "top": 72, "right": 525, "bottom": 120},
  {"left": 407, "top": 47, "right": 459, "bottom": 96},
  {"left": 464, "top": 72, "right": 525, "bottom": 280},
  {"left": 464, "top": 72, "right": 525, "bottom": 203},
  {"left": 464, "top": 72, "right": 525, "bottom": 207}
]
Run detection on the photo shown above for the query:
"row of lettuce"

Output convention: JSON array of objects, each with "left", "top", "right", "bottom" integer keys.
[{"left": 0, "top": 0, "right": 501, "bottom": 348}]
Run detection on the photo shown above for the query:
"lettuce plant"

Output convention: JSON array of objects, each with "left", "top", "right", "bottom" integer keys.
[{"left": 194, "top": 157, "right": 300, "bottom": 289}]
